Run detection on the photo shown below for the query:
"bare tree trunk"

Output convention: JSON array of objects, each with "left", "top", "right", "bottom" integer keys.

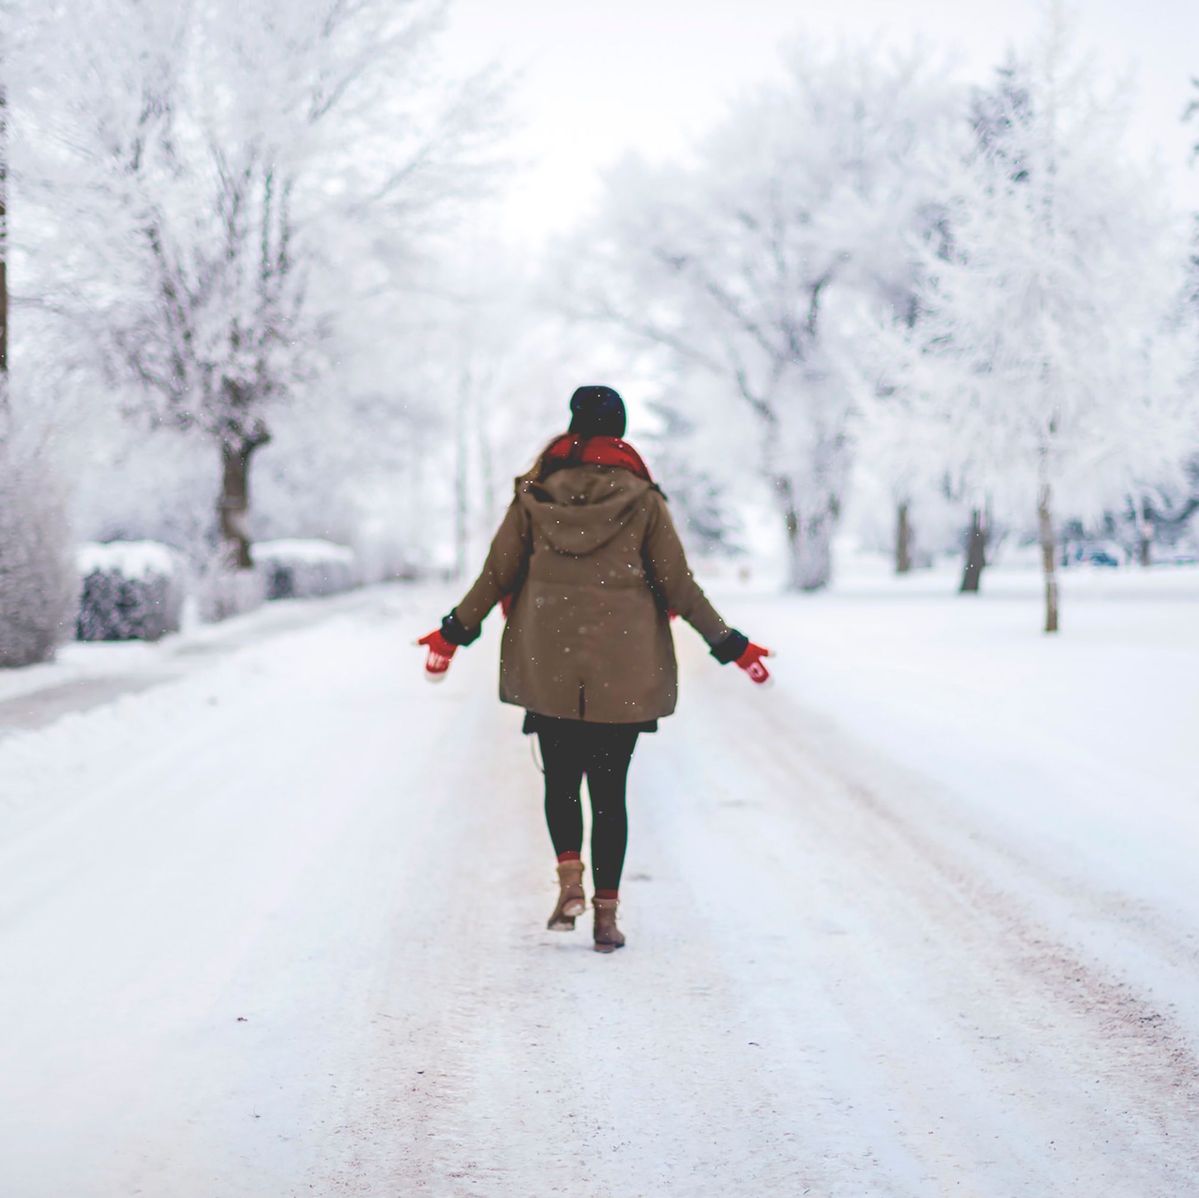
[
  {"left": 781, "top": 500, "right": 801, "bottom": 586},
  {"left": 1038, "top": 483, "right": 1059, "bottom": 634},
  {"left": 895, "top": 501, "right": 912, "bottom": 574},
  {"left": 1136, "top": 501, "right": 1153, "bottom": 567},
  {"left": 794, "top": 513, "right": 834, "bottom": 590},
  {"left": 219, "top": 434, "right": 270, "bottom": 570},
  {"left": 776, "top": 475, "right": 802, "bottom": 591},
  {"left": 959, "top": 508, "right": 987, "bottom": 593},
  {"left": 406, "top": 418, "right": 424, "bottom": 567}
]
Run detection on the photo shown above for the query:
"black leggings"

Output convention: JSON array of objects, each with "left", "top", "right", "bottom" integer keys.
[{"left": 538, "top": 722, "right": 640, "bottom": 893}]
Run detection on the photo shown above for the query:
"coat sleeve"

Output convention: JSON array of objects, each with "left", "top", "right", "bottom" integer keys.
[
  {"left": 440, "top": 499, "right": 531, "bottom": 646},
  {"left": 642, "top": 490, "right": 748, "bottom": 663}
]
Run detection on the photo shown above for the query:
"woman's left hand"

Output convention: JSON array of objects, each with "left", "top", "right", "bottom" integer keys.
[{"left": 735, "top": 642, "right": 772, "bottom": 685}]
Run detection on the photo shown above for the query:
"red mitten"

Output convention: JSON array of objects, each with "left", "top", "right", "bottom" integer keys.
[
  {"left": 736, "top": 642, "right": 772, "bottom": 684},
  {"left": 416, "top": 629, "right": 457, "bottom": 681},
  {"left": 500, "top": 593, "right": 513, "bottom": 618}
]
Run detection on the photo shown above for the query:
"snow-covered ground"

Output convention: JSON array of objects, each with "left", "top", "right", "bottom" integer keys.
[
  {"left": 738, "top": 556, "right": 1199, "bottom": 1036},
  {"left": 1, "top": 565, "right": 1196, "bottom": 1196}
]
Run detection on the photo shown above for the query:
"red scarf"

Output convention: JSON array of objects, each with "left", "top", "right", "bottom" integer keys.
[{"left": 542, "top": 433, "right": 653, "bottom": 482}]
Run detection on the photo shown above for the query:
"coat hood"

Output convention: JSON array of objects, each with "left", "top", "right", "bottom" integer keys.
[{"left": 517, "top": 465, "right": 653, "bottom": 557}]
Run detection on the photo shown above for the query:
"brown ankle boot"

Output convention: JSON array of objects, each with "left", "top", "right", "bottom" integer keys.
[
  {"left": 592, "top": 897, "right": 626, "bottom": 953},
  {"left": 547, "top": 860, "right": 586, "bottom": 931}
]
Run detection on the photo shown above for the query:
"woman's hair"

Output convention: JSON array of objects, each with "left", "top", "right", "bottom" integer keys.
[
  {"left": 524, "top": 434, "right": 581, "bottom": 485},
  {"left": 517, "top": 431, "right": 662, "bottom": 497}
]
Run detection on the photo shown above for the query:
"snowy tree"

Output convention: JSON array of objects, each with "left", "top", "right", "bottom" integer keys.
[
  {"left": 1188, "top": 76, "right": 1199, "bottom": 162},
  {"left": 0, "top": 27, "right": 78, "bottom": 666},
  {"left": 644, "top": 395, "right": 743, "bottom": 557},
  {"left": 1, "top": 55, "right": 7, "bottom": 399},
  {"left": 855, "top": 202, "right": 965, "bottom": 577},
  {"left": 0, "top": 68, "right": 6, "bottom": 395},
  {"left": 850, "top": 347, "right": 964, "bottom": 574},
  {"left": 908, "top": 5, "right": 1195, "bottom": 631},
  {"left": 857, "top": 70, "right": 1021, "bottom": 593},
  {"left": 1115, "top": 453, "right": 1198, "bottom": 563},
  {"left": 0, "top": 420, "right": 78, "bottom": 667},
  {"left": 19, "top": 0, "right": 499, "bottom": 576},
  {"left": 561, "top": 42, "right": 959, "bottom": 590},
  {"left": 408, "top": 241, "right": 647, "bottom": 577}
]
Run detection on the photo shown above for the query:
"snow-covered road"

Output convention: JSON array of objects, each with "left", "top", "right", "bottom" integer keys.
[{"left": 2, "top": 583, "right": 1196, "bottom": 1197}]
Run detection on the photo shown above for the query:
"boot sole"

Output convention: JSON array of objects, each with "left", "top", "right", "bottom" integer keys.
[
  {"left": 547, "top": 895, "right": 586, "bottom": 931},
  {"left": 593, "top": 941, "right": 624, "bottom": 953}
]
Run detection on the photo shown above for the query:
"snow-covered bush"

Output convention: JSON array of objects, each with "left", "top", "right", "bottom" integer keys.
[
  {"left": 76, "top": 541, "right": 185, "bottom": 642},
  {"left": 193, "top": 559, "right": 267, "bottom": 624},
  {"left": 0, "top": 439, "right": 79, "bottom": 666},
  {"left": 351, "top": 535, "right": 420, "bottom": 585},
  {"left": 255, "top": 539, "right": 358, "bottom": 600}
]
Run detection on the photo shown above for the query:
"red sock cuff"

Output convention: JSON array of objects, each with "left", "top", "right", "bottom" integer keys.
[
  {"left": 557, "top": 851, "right": 582, "bottom": 863},
  {"left": 595, "top": 888, "right": 619, "bottom": 901}
]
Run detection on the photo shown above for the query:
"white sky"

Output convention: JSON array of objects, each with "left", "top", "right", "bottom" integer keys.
[{"left": 441, "top": 0, "right": 1199, "bottom": 246}]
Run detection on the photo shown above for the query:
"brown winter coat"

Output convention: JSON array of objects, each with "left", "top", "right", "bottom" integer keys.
[{"left": 450, "top": 464, "right": 737, "bottom": 724}]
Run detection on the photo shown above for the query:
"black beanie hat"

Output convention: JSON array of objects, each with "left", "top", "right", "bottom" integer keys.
[{"left": 568, "top": 385, "right": 626, "bottom": 438}]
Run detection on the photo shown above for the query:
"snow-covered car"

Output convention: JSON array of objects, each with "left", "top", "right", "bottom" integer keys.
[
  {"left": 1069, "top": 544, "right": 1121, "bottom": 567},
  {"left": 1150, "top": 549, "right": 1199, "bottom": 567}
]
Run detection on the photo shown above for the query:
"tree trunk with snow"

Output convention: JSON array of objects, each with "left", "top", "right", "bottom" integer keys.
[
  {"left": 1136, "top": 502, "right": 1153, "bottom": 567},
  {"left": 895, "top": 502, "right": 912, "bottom": 574},
  {"left": 775, "top": 476, "right": 834, "bottom": 591},
  {"left": 454, "top": 366, "right": 469, "bottom": 580},
  {"left": 959, "top": 508, "right": 987, "bottom": 593},
  {"left": 1037, "top": 483, "right": 1059, "bottom": 634},
  {"left": 0, "top": 73, "right": 78, "bottom": 667},
  {"left": 793, "top": 513, "right": 834, "bottom": 591},
  {"left": 219, "top": 433, "right": 269, "bottom": 571}
]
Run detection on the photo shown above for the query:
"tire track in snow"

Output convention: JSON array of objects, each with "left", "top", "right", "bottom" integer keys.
[
  {"left": 757, "top": 695, "right": 1199, "bottom": 1127},
  {"left": 668, "top": 635, "right": 1199, "bottom": 1194}
]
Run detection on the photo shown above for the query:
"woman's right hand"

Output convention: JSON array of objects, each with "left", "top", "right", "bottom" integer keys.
[{"left": 416, "top": 629, "right": 457, "bottom": 682}]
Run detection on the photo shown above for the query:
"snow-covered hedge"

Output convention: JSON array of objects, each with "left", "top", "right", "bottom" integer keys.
[
  {"left": 76, "top": 541, "right": 186, "bottom": 642},
  {"left": 351, "top": 532, "right": 420, "bottom": 584},
  {"left": 255, "top": 539, "right": 359, "bottom": 600},
  {"left": 194, "top": 561, "right": 266, "bottom": 624}
]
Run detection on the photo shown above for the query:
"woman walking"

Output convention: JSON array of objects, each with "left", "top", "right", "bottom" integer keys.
[{"left": 417, "top": 386, "right": 770, "bottom": 952}]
